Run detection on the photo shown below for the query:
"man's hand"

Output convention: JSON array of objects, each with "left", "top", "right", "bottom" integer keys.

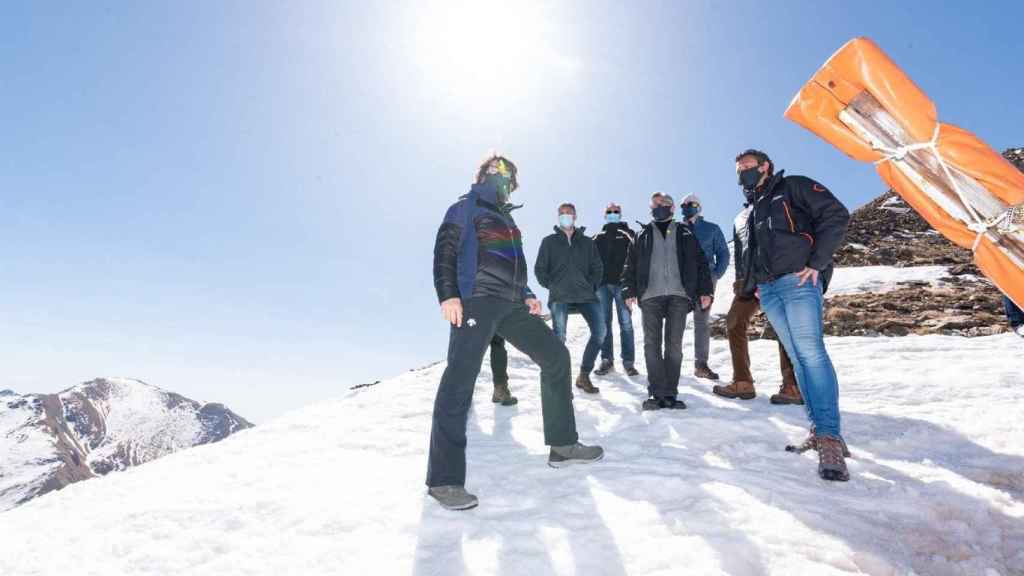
[
  {"left": 796, "top": 266, "right": 819, "bottom": 287},
  {"left": 526, "top": 298, "right": 542, "bottom": 316},
  {"left": 700, "top": 295, "right": 712, "bottom": 311},
  {"left": 625, "top": 297, "right": 637, "bottom": 311},
  {"left": 440, "top": 297, "right": 463, "bottom": 327}
]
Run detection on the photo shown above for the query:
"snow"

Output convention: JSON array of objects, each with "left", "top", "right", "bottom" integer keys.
[
  {"left": 0, "top": 395, "right": 60, "bottom": 509},
  {"left": 1, "top": 319, "right": 1022, "bottom": 575}
]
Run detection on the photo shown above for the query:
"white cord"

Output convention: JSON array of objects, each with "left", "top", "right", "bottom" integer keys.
[{"left": 872, "top": 124, "right": 1012, "bottom": 251}]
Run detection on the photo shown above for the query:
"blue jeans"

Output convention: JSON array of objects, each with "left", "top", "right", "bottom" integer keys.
[
  {"left": 596, "top": 284, "right": 635, "bottom": 365},
  {"left": 550, "top": 301, "right": 607, "bottom": 374},
  {"left": 758, "top": 273, "right": 842, "bottom": 439},
  {"left": 1004, "top": 295, "right": 1024, "bottom": 328}
]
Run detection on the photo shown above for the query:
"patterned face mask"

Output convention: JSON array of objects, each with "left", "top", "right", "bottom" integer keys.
[{"left": 485, "top": 159, "right": 517, "bottom": 204}]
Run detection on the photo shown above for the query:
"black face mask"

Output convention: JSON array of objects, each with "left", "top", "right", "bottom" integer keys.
[
  {"left": 738, "top": 166, "right": 762, "bottom": 190},
  {"left": 652, "top": 205, "right": 673, "bottom": 221}
]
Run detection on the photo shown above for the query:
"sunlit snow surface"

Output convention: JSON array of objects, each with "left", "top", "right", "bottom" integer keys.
[{"left": 2, "top": 277, "right": 1022, "bottom": 575}]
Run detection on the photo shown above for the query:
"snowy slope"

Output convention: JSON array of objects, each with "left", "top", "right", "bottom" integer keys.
[
  {"left": 0, "top": 378, "right": 252, "bottom": 511},
  {"left": 1, "top": 323, "right": 1021, "bottom": 575}
]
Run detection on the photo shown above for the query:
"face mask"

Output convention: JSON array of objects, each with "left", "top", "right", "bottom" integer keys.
[
  {"left": 652, "top": 205, "right": 673, "bottom": 221},
  {"left": 738, "top": 166, "right": 762, "bottom": 190},
  {"left": 682, "top": 205, "right": 700, "bottom": 219},
  {"left": 605, "top": 212, "right": 621, "bottom": 224},
  {"left": 558, "top": 214, "right": 575, "bottom": 229},
  {"left": 485, "top": 173, "right": 514, "bottom": 204}
]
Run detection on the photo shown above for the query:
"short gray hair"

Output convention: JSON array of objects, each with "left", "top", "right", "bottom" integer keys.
[{"left": 650, "top": 192, "right": 674, "bottom": 206}]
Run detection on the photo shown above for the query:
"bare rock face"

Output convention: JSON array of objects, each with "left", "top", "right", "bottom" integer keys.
[
  {"left": 711, "top": 147, "right": 1021, "bottom": 340},
  {"left": 0, "top": 378, "right": 252, "bottom": 511}
]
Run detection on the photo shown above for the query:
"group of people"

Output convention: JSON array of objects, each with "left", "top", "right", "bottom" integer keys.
[{"left": 427, "top": 150, "right": 851, "bottom": 510}]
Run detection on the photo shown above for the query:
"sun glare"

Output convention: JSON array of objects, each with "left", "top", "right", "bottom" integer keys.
[{"left": 410, "top": 0, "right": 578, "bottom": 117}]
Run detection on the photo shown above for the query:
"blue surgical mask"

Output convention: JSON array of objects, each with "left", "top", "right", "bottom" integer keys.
[
  {"left": 605, "top": 212, "right": 621, "bottom": 224},
  {"left": 558, "top": 214, "right": 575, "bottom": 229}
]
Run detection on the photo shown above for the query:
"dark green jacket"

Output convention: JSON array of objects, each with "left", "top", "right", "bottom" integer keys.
[{"left": 534, "top": 226, "right": 604, "bottom": 305}]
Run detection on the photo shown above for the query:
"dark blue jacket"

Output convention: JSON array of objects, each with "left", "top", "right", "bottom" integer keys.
[
  {"left": 433, "top": 183, "right": 535, "bottom": 304},
  {"left": 686, "top": 217, "right": 730, "bottom": 282}
]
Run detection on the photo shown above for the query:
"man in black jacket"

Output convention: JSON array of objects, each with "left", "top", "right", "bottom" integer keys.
[
  {"left": 429, "top": 155, "right": 604, "bottom": 511},
  {"left": 734, "top": 149, "right": 851, "bottom": 482},
  {"left": 593, "top": 202, "right": 638, "bottom": 377},
  {"left": 622, "top": 193, "right": 714, "bottom": 410},
  {"left": 534, "top": 202, "right": 606, "bottom": 394}
]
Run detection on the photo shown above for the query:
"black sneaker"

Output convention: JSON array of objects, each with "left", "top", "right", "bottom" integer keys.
[
  {"left": 594, "top": 359, "right": 614, "bottom": 376},
  {"left": 660, "top": 396, "right": 687, "bottom": 410},
  {"left": 642, "top": 397, "right": 662, "bottom": 411},
  {"left": 624, "top": 364, "right": 640, "bottom": 377}
]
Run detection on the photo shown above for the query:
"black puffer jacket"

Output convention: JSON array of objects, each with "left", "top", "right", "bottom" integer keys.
[
  {"left": 622, "top": 221, "right": 714, "bottom": 302},
  {"left": 534, "top": 227, "right": 604, "bottom": 304},
  {"left": 738, "top": 171, "right": 849, "bottom": 296},
  {"left": 593, "top": 222, "right": 636, "bottom": 285},
  {"left": 433, "top": 183, "right": 535, "bottom": 304}
]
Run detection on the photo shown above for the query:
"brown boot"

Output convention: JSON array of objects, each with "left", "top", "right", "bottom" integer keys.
[
  {"left": 575, "top": 373, "right": 600, "bottom": 394},
  {"left": 786, "top": 427, "right": 850, "bottom": 457},
  {"left": 712, "top": 380, "right": 755, "bottom": 400},
  {"left": 492, "top": 381, "right": 518, "bottom": 406},
  {"left": 770, "top": 381, "right": 804, "bottom": 405},
  {"left": 817, "top": 435, "right": 850, "bottom": 482}
]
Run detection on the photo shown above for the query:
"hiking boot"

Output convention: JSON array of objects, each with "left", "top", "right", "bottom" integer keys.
[
  {"left": 786, "top": 427, "right": 850, "bottom": 457},
  {"left": 642, "top": 397, "right": 662, "bottom": 411},
  {"left": 575, "top": 373, "right": 600, "bottom": 394},
  {"left": 712, "top": 380, "right": 756, "bottom": 400},
  {"left": 427, "top": 486, "right": 479, "bottom": 510},
  {"left": 548, "top": 442, "right": 605, "bottom": 468},
  {"left": 492, "top": 381, "right": 518, "bottom": 406},
  {"left": 769, "top": 381, "right": 804, "bottom": 405},
  {"left": 817, "top": 435, "right": 850, "bottom": 482},
  {"left": 624, "top": 364, "right": 640, "bottom": 377},
  {"left": 694, "top": 362, "right": 720, "bottom": 381},
  {"left": 594, "top": 359, "right": 614, "bottom": 376}
]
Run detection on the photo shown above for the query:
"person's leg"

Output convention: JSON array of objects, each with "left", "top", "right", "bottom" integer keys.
[
  {"left": 611, "top": 284, "right": 636, "bottom": 367},
  {"left": 761, "top": 276, "right": 840, "bottom": 438},
  {"left": 692, "top": 292, "right": 712, "bottom": 367},
  {"left": 498, "top": 306, "right": 579, "bottom": 447},
  {"left": 779, "top": 341, "right": 798, "bottom": 389},
  {"left": 578, "top": 301, "right": 607, "bottom": 374},
  {"left": 726, "top": 297, "right": 759, "bottom": 383},
  {"left": 426, "top": 298, "right": 504, "bottom": 488},
  {"left": 490, "top": 336, "right": 508, "bottom": 385},
  {"left": 549, "top": 302, "right": 569, "bottom": 343},
  {"left": 1004, "top": 295, "right": 1024, "bottom": 328},
  {"left": 597, "top": 285, "right": 615, "bottom": 363},
  {"left": 662, "top": 296, "right": 689, "bottom": 398},
  {"left": 640, "top": 297, "right": 667, "bottom": 397}
]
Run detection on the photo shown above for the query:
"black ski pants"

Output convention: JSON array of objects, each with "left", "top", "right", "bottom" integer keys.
[{"left": 426, "top": 297, "right": 579, "bottom": 488}]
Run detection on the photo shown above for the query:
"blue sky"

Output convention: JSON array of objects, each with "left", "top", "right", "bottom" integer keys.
[{"left": 2, "top": 1, "right": 1022, "bottom": 421}]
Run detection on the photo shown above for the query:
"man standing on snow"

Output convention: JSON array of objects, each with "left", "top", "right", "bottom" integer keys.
[
  {"left": 733, "top": 149, "right": 851, "bottom": 481},
  {"left": 534, "top": 202, "right": 606, "bottom": 395},
  {"left": 680, "top": 194, "right": 730, "bottom": 381},
  {"left": 1003, "top": 295, "right": 1024, "bottom": 338},
  {"left": 429, "top": 155, "right": 604, "bottom": 511},
  {"left": 593, "top": 203, "right": 639, "bottom": 378},
  {"left": 622, "top": 192, "right": 714, "bottom": 411},
  {"left": 715, "top": 199, "right": 802, "bottom": 406}
]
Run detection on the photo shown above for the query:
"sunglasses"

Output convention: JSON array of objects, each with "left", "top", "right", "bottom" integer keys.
[{"left": 606, "top": 210, "right": 620, "bottom": 214}]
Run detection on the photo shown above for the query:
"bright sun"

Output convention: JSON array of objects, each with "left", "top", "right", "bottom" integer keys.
[{"left": 409, "top": 0, "right": 578, "bottom": 117}]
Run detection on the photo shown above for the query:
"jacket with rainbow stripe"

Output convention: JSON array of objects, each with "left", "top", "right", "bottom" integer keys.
[{"left": 433, "top": 182, "right": 536, "bottom": 304}]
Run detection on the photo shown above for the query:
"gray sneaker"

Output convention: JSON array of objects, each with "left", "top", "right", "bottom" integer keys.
[
  {"left": 548, "top": 442, "right": 605, "bottom": 468},
  {"left": 427, "top": 485, "right": 479, "bottom": 510}
]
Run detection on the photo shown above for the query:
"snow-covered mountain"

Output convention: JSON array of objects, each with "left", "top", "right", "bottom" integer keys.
[{"left": 0, "top": 378, "right": 252, "bottom": 512}]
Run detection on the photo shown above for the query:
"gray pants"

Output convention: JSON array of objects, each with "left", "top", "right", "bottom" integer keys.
[{"left": 688, "top": 282, "right": 715, "bottom": 364}]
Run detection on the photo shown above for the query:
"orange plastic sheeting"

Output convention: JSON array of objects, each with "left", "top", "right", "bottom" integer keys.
[{"left": 784, "top": 37, "right": 1024, "bottom": 310}]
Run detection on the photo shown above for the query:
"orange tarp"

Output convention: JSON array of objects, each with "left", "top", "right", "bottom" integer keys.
[{"left": 784, "top": 37, "right": 1024, "bottom": 310}]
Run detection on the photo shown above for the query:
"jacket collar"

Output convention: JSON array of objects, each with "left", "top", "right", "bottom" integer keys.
[
  {"left": 755, "top": 170, "right": 786, "bottom": 200},
  {"left": 552, "top": 225, "right": 586, "bottom": 238},
  {"left": 470, "top": 182, "right": 522, "bottom": 214}
]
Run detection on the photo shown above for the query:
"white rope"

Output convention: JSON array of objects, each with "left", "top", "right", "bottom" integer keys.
[{"left": 872, "top": 124, "right": 1007, "bottom": 251}]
